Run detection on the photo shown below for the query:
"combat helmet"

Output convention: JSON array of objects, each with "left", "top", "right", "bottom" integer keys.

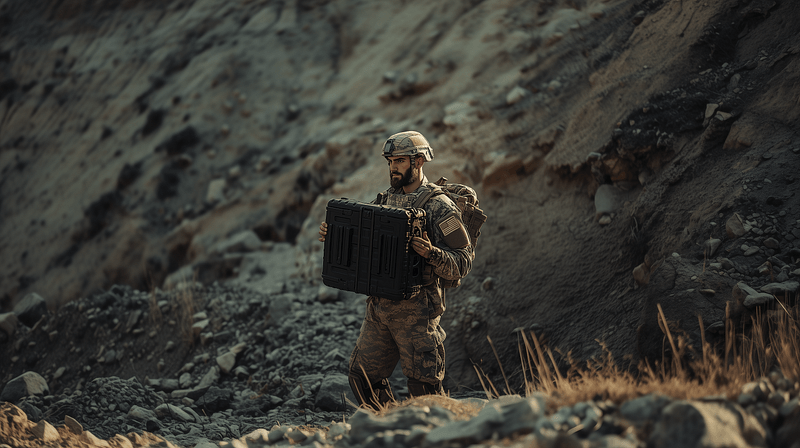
[{"left": 381, "top": 131, "right": 434, "bottom": 162}]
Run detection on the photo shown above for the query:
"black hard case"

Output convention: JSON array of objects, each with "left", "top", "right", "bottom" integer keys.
[{"left": 322, "top": 199, "right": 426, "bottom": 300}]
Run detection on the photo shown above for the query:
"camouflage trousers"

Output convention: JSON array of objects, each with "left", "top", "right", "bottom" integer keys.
[{"left": 348, "top": 293, "right": 446, "bottom": 407}]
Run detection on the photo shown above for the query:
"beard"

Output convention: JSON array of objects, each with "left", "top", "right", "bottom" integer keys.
[{"left": 390, "top": 165, "right": 415, "bottom": 189}]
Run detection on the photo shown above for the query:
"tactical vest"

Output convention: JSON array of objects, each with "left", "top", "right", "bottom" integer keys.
[{"left": 376, "top": 177, "right": 487, "bottom": 288}]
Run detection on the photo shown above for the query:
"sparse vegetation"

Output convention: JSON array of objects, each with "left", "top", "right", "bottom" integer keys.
[{"left": 466, "top": 297, "right": 800, "bottom": 411}]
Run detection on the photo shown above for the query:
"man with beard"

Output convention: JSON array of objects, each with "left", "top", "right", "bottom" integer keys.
[{"left": 318, "top": 130, "right": 473, "bottom": 409}]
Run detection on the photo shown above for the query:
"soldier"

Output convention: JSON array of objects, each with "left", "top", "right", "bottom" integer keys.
[{"left": 318, "top": 131, "right": 473, "bottom": 409}]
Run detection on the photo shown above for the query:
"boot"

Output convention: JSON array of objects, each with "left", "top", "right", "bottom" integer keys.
[
  {"left": 406, "top": 378, "right": 442, "bottom": 398},
  {"left": 348, "top": 374, "right": 395, "bottom": 410}
]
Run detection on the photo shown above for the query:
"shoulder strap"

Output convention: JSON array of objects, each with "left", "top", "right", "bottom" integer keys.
[{"left": 411, "top": 184, "right": 445, "bottom": 208}]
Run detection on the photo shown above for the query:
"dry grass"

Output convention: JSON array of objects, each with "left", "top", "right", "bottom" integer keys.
[
  {"left": 175, "top": 282, "right": 198, "bottom": 346},
  {"left": 347, "top": 296, "right": 799, "bottom": 421},
  {"left": 474, "top": 296, "right": 800, "bottom": 411}
]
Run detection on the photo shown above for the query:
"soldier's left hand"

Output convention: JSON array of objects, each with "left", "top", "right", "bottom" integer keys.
[{"left": 412, "top": 231, "right": 434, "bottom": 259}]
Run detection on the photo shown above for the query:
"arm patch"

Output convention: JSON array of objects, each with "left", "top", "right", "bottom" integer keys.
[{"left": 438, "top": 213, "right": 470, "bottom": 249}]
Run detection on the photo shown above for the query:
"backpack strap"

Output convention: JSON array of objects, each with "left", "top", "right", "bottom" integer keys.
[{"left": 411, "top": 184, "right": 445, "bottom": 209}]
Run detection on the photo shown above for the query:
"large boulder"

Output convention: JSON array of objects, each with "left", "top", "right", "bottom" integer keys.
[{"left": 0, "top": 372, "right": 50, "bottom": 403}]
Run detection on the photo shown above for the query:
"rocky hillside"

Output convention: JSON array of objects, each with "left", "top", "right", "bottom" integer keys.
[{"left": 2, "top": 0, "right": 800, "bottom": 445}]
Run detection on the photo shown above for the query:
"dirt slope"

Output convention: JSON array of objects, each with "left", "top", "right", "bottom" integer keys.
[{"left": 1, "top": 0, "right": 800, "bottom": 393}]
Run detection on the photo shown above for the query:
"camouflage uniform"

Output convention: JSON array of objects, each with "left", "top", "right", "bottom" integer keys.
[{"left": 348, "top": 174, "right": 473, "bottom": 408}]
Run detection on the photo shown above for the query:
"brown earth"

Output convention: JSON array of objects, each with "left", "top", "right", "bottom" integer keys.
[{"left": 2, "top": 0, "right": 800, "bottom": 403}]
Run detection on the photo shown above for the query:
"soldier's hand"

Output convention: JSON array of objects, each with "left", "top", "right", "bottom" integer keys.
[
  {"left": 318, "top": 222, "right": 328, "bottom": 242},
  {"left": 412, "top": 231, "right": 434, "bottom": 258}
]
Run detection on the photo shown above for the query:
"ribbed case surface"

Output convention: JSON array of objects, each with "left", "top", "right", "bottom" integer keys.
[{"left": 322, "top": 199, "right": 425, "bottom": 300}]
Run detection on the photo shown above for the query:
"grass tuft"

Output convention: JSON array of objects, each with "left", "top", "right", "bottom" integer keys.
[{"left": 475, "top": 297, "right": 800, "bottom": 409}]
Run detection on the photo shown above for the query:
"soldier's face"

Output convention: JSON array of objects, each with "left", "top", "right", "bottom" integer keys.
[{"left": 387, "top": 156, "right": 415, "bottom": 188}]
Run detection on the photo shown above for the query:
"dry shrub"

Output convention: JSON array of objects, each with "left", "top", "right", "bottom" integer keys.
[{"left": 175, "top": 282, "right": 197, "bottom": 346}]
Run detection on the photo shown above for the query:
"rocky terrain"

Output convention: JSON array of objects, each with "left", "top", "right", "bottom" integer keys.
[{"left": 2, "top": 0, "right": 800, "bottom": 446}]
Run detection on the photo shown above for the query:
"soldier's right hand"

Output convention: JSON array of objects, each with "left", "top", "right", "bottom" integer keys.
[{"left": 318, "top": 222, "right": 328, "bottom": 242}]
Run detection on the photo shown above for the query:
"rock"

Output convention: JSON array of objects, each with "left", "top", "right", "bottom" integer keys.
[
  {"left": 425, "top": 395, "right": 545, "bottom": 445},
  {"left": 744, "top": 246, "right": 760, "bottom": 256},
  {"left": 649, "top": 400, "right": 767, "bottom": 448},
  {"left": 315, "top": 373, "right": 356, "bottom": 412},
  {"left": 763, "top": 237, "right": 780, "bottom": 250},
  {"left": 13, "top": 292, "right": 48, "bottom": 327},
  {"left": 197, "top": 366, "right": 220, "bottom": 390},
  {"left": 192, "top": 319, "right": 209, "bottom": 337},
  {"left": 506, "top": 86, "right": 529, "bottom": 105},
  {"left": 233, "top": 366, "right": 249, "bottom": 380},
  {"left": 481, "top": 277, "right": 494, "bottom": 291},
  {"left": 31, "top": 420, "right": 59, "bottom": 442},
  {"left": 317, "top": 285, "right": 340, "bottom": 303},
  {"left": 0, "top": 372, "right": 50, "bottom": 403},
  {"left": 594, "top": 184, "right": 626, "bottom": 218},
  {"left": 19, "top": 401, "right": 42, "bottom": 422},
  {"left": 179, "top": 373, "right": 192, "bottom": 389},
  {"left": 0, "top": 312, "right": 18, "bottom": 338},
  {"left": 210, "top": 230, "right": 262, "bottom": 255},
  {"left": 147, "top": 378, "right": 180, "bottom": 392},
  {"left": 760, "top": 281, "right": 799, "bottom": 296},
  {"left": 64, "top": 415, "right": 83, "bottom": 434},
  {"left": 268, "top": 425, "right": 289, "bottom": 443},
  {"left": 743, "top": 293, "right": 774, "bottom": 308},
  {"left": 127, "top": 405, "right": 157, "bottom": 422},
  {"left": 633, "top": 263, "right": 650, "bottom": 286},
  {"left": 776, "top": 408, "right": 800, "bottom": 448},
  {"left": 206, "top": 179, "right": 227, "bottom": 204},
  {"left": 155, "top": 403, "right": 194, "bottom": 422},
  {"left": 195, "top": 387, "right": 233, "bottom": 414},
  {"left": 599, "top": 215, "right": 612, "bottom": 225},
  {"left": 703, "top": 239, "right": 721, "bottom": 257},
  {"left": 726, "top": 214, "right": 747, "bottom": 239},
  {"left": 216, "top": 352, "right": 236, "bottom": 374},
  {"left": 620, "top": 394, "right": 671, "bottom": 424}
]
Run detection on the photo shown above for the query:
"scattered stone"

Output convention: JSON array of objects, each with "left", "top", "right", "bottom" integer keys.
[
  {"left": 210, "top": 230, "right": 262, "bottom": 255},
  {"left": 744, "top": 246, "right": 760, "bottom": 256},
  {"left": 726, "top": 213, "right": 747, "bottom": 238},
  {"left": 216, "top": 352, "right": 236, "bottom": 374},
  {"left": 314, "top": 374, "right": 355, "bottom": 412},
  {"left": 481, "top": 277, "right": 495, "bottom": 291},
  {"left": 0, "top": 312, "right": 18, "bottom": 338},
  {"left": 64, "top": 415, "right": 83, "bottom": 434},
  {"left": 317, "top": 285, "right": 340, "bottom": 303},
  {"left": 760, "top": 281, "right": 799, "bottom": 296},
  {"left": 155, "top": 404, "right": 194, "bottom": 422},
  {"left": 31, "top": 420, "right": 59, "bottom": 442},
  {"left": 0, "top": 372, "right": 50, "bottom": 403},
  {"left": 506, "top": 86, "right": 529, "bottom": 105},
  {"left": 763, "top": 237, "right": 780, "bottom": 250},
  {"left": 649, "top": 401, "right": 767, "bottom": 448},
  {"left": 206, "top": 179, "right": 227, "bottom": 204}
]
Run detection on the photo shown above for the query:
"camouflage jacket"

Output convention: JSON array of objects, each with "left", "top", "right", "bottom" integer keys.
[{"left": 372, "top": 175, "right": 473, "bottom": 317}]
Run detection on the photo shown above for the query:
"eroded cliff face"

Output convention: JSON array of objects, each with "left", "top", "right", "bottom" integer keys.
[{"left": 2, "top": 0, "right": 799, "bottom": 384}]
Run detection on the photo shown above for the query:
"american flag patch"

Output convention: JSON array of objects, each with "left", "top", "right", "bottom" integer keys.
[{"left": 439, "top": 215, "right": 460, "bottom": 236}]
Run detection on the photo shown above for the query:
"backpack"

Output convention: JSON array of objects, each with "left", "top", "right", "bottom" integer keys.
[{"left": 414, "top": 177, "right": 487, "bottom": 288}]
